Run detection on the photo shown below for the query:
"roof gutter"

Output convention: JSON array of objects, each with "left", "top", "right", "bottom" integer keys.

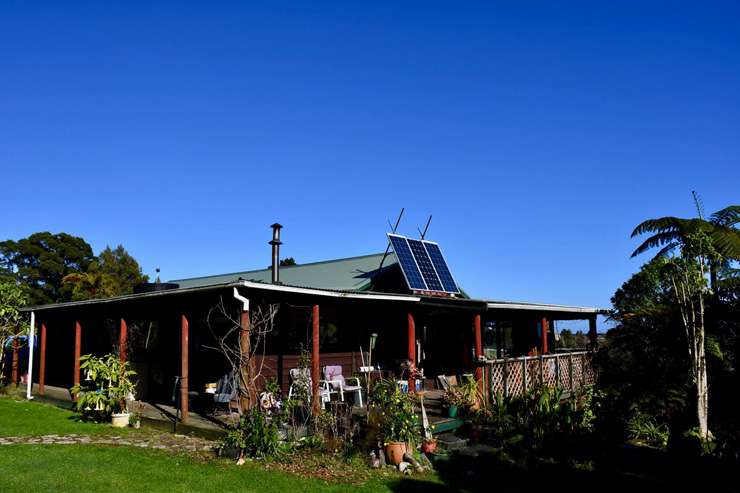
[
  {"left": 486, "top": 301, "right": 607, "bottom": 314},
  {"left": 22, "top": 280, "right": 421, "bottom": 313}
]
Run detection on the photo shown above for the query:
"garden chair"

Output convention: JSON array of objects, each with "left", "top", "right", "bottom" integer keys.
[
  {"left": 287, "top": 368, "right": 333, "bottom": 408},
  {"left": 213, "top": 371, "right": 240, "bottom": 416},
  {"left": 323, "top": 365, "right": 364, "bottom": 407}
]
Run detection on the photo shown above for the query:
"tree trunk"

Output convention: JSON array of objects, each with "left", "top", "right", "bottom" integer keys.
[
  {"left": 695, "top": 308, "right": 710, "bottom": 440},
  {"left": 239, "top": 310, "right": 257, "bottom": 412}
]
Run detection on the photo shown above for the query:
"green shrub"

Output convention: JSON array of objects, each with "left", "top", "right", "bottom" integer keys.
[
  {"left": 626, "top": 411, "right": 669, "bottom": 448},
  {"left": 221, "top": 408, "right": 283, "bottom": 459},
  {"left": 369, "top": 379, "right": 421, "bottom": 446}
]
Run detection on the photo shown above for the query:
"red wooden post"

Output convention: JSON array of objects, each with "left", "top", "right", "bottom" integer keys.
[
  {"left": 39, "top": 322, "right": 47, "bottom": 395},
  {"left": 239, "top": 308, "right": 254, "bottom": 412},
  {"left": 541, "top": 317, "right": 549, "bottom": 354},
  {"left": 73, "top": 321, "right": 82, "bottom": 400},
  {"left": 311, "top": 304, "right": 320, "bottom": 416},
  {"left": 10, "top": 337, "right": 19, "bottom": 387},
  {"left": 473, "top": 313, "right": 483, "bottom": 384},
  {"left": 588, "top": 316, "right": 598, "bottom": 349},
  {"left": 180, "top": 314, "right": 189, "bottom": 423},
  {"left": 119, "top": 318, "right": 128, "bottom": 364},
  {"left": 407, "top": 312, "right": 416, "bottom": 392}
]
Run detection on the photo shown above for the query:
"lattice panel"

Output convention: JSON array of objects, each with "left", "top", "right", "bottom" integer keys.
[
  {"left": 583, "top": 355, "right": 595, "bottom": 385},
  {"left": 484, "top": 352, "right": 595, "bottom": 401},
  {"left": 505, "top": 360, "right": 524, "bottom": 397},
  {"left": 488, "top": 362, "right": 505, "bottom": 396},
  {"left": 571, "top": 355, "right": 584, "bottom": 390},
  {"left": 526, "top": 359, "right": 540, "bottom": 387},
  {"left": 542, "top": 357, "right": 557, "bottom": 388}
]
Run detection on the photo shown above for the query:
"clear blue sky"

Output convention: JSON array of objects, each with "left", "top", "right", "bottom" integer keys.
[{"left": 1, "top": 1, "right": 738, "bottom": 315}]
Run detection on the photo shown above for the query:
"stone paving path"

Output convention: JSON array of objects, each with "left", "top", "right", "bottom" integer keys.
[{"left": 0, "top": 433, "right": 217, "bottom": 453}]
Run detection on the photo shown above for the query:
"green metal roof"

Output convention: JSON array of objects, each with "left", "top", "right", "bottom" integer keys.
[{"left": 170, "top": 252, "right": 398, "bottom": 291}]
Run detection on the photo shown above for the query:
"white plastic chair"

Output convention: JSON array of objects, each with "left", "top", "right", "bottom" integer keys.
[
  {"left": 323, "top": 365, "right": 364, "bottom": 407},
  {"left": 287, "top": 368, "right": 333, "bottom": 408}
]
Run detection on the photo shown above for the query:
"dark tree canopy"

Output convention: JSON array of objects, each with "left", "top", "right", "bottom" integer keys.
[
  {"left": 97, "top": 245, "right": 149, "bottom": 295},
  {"left": 0, "top": 232, "right": 94, "bottom": 305},
  {"left": 63, "top": 245, "right": 149, "bottom": 301}
]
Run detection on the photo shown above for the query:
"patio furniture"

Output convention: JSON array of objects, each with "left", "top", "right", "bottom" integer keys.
[
  {"left": 287, "top": 368, "right": 333, "bottom": 408},
  {"left": 323, "top": 365, "right": 364, "bottom": 407},
  {"left": 213, "top": 372, "right": 239, "bottom": 415}
]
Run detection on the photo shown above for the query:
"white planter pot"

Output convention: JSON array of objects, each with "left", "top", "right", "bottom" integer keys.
[{"left": 111, "top": 412, "right": 130, "bottom": 428}]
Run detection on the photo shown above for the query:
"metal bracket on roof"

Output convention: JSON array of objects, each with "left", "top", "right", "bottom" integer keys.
[{"left": 377, "top": 208, "right": 405, "bottom": 277}]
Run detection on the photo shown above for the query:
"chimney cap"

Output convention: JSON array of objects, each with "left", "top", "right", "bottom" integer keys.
[{"left": 270, "top": 223, "right": 283, "bottom": 229}]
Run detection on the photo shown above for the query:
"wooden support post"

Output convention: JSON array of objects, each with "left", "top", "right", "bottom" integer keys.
[
  {"left": 588, "top": 316, "right": 598, "bottom": 349},
  {"left": 311, "top": 304, "right": 320, "bottom": 417},
  {"left": 239, "top": 308, "right": 255, "bottom": 412},
  {"left": 39, "top": 322, "right": 47, "bottom": 395},
  {"left": 119, "top": 318, "right": 128, "bottom": 364},
  {"left": 73, "top": 321, "right": 81, "bottom": 400},
  {"left": 541, "top": 317, "right": 549, "bottom": 354},
  {"left": 11, "top": 337, "right": 19, "bottom": 387},
  {"left": 473, "top": 313, "right": 483, "bottom": 387},
  {"left": 407, "top": 311, "right": 416, "bottom": 393},
  {"left": 180, "top": 314, "right": 189, "bottom": 423}
]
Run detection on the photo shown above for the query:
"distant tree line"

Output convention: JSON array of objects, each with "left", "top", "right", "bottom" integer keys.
[
  {"left": 0, "top": 231, "right": 148, "bottom": 305},
  {"left": 556, "top": 328, "right": 589, "bottom": 349}
]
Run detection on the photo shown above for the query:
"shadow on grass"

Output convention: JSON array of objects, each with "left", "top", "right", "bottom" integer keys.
[{"left": 386, "top": 445, "right": 740, "bottom": 493}]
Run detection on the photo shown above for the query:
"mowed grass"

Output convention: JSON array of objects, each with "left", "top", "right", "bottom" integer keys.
[
  {"left": 0, "top": 396, "right": 136, "bottom": 437},
  {"left": 0, "top": 397, "right": 443, "bottom": 493},
  {"left": 0, "top": 445, "right": 406, "bottom": 493}
]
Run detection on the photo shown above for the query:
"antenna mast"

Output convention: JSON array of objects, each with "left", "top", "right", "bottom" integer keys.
[
  {"left": 376, "top": 208, "right": 405, "bottom": 280},
  {"left": 418, "top": 215, "right": 433, "bottom": 240}
]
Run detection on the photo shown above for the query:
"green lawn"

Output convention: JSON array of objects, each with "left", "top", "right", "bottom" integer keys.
[
  {"left": 0, "top": 397, "right": 445, "bottom": 492},
  {"left": 0, "top": 445, "right": 410, "bottom": 493},
  {"left": 0, "top": 396, "right": 137, "bottom": 437}
]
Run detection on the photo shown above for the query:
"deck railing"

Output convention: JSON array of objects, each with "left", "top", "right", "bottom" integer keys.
[{"left": 482, "top": 351, "right": 594, "bottom": 400}]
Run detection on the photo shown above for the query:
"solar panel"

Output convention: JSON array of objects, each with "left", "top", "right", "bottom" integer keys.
[
  {"left": 407, "top": 238, "right": 444, "bottom": 292},
  {"left": 388, "top": 234, "right": 428, "bottom": 291},
  {"left": 423, "top": 241, "right": 459, "bottom": 293}
]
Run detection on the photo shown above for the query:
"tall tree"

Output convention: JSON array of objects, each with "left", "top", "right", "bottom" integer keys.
[
  {"left": 631, "top": 196, "right": 730, "bottom": 441},
  {"left": 0, "top": 280, "right": 28, "bottom": 385},
  {"left": 631, "top": 198, "right": 740, "bottom": 291},
  {"left": 0, "top": 232, "right": 94, "bottom": 305},
  {"left": 63, "top": 245, "right": 148, "bottom": 301},
  {"left": 663, "top": 232, "right": 717, "bottom": 440}
]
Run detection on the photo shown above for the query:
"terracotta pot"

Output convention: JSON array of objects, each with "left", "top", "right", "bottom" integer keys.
[
  {"left": 385, "top": 441, "right": 407, "bottom": 465},
  {"left": 421, "top": 440, "right": 437, "bottom": 454}
]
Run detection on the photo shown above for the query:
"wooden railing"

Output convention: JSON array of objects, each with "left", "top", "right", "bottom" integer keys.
[{"left": 482, "top": 351, "right": 594, "bottom": 400}]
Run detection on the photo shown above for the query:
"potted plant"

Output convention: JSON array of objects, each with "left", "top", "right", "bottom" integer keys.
[
  {"left": 369, "top": 379, "right": 421, "bottom": 465},
  {"left": 71, "top": 353, "right": 137, "bottom": 427},
  {"left": 443, "top": 387, "right": 464, "bottom": 418}
]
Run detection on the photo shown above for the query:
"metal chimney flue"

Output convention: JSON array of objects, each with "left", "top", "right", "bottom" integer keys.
[{"left": 269, "top": 223, "right": 283, "bottom": 284}]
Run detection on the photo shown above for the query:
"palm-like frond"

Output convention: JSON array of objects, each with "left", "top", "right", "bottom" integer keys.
[
  {"left": 631, "top": 232, "right": 683, "bottom": 258},
  {"left": 709, "top": 205, "right": 740, "bottom": 227},
  {"left": 630, "top": 217, "right": 689, "bottom": 238},
  {"left": 709, "top": 227, "right": 740, "bottom": 260}
]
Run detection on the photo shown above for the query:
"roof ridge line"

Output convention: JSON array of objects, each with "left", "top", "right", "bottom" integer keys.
[{"left": 169, "top": 251, "right": 392, "bottom": 283}]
